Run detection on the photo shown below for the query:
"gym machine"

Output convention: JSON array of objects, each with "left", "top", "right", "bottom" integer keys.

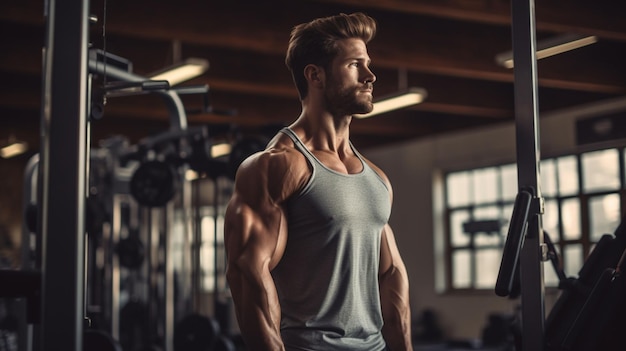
[
  {"left": 496, "top": 1, "right": 626, "bottom": 351},
  {"left": 0, "top": 1, "right": 91, "bottom": 351},
  {"left": 0, "top": 0, "right": 261, "bottom": 349},
  {"left": 15, "top": 71, "right": 247, "bottom": 351},
  {"left": 495, "top": 0, "right": 546, "bottom": 346}
]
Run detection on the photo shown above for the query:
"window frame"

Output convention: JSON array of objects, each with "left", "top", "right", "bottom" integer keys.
[{"left": 442, "top": 146, "right": 626, "bottom": 293}]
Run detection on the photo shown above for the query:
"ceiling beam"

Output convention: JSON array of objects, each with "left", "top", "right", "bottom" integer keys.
[
  {"left": 2, "top": 15, "right": 624, "bottom": 96},
  {"left": 315, "top": 0, "right": 626, "bottom": 41}
]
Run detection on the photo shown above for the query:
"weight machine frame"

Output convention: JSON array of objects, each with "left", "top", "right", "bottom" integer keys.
[
  {"left": 38, "top": 1, "right": 195, "bottom": 349},
  {"left": 38, "top": 1, "right": 90, "bottom": 350},
  {"left": 495, "top": 1, "right": 546, "bottom": 351}
]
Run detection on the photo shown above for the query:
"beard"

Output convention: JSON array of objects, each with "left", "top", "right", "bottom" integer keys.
[{"left": 324, "top": 81, "right": 373, "bottom": 117}]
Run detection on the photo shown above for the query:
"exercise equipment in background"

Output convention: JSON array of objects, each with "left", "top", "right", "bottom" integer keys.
[
  {"left": 130, "top": 161, "right": 179, "bottom": 208},
  {"left": 543, "top": 219, "right": 626, "bottom": 351}
]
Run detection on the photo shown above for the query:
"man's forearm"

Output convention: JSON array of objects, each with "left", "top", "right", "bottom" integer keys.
[
  {"left": 227, "top": 267, "right": 285, "bottom": 351},
  {"left": 236, "top": 305, "right": 284, "bottom": 351},
  {"left": 380, "top": 265, "right": 412, "bottom": 351}
]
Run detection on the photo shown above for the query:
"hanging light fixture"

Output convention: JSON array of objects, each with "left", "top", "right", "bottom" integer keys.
[
  {"left": 495, "top": 33, "right": 598, "bottom": 69},
  {"left": 148, "top": 57, "right": 210, "bottom": 86},
  {"left": 0, "top": 135, "right": 28, "bottom": 158},
  {"left": 210, "top": 142, "right": 232, "bottom": 158}
]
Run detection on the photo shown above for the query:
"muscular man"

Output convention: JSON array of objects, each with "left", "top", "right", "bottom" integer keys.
[{"left": 224, "top": 12, "right": 412, "bottom": 351}]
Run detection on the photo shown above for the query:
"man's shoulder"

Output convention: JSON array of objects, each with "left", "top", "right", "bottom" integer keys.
[
  {"left": 248, "top": 133, "right": 305, "bottom": 170},
  {"left": 235, "top": 133, "right": 309, "bottom": 202}
]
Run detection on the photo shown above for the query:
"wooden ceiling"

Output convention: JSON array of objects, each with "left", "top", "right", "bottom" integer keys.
[{"left": 1, "top": 0, "right": 625, "bottom": 153}]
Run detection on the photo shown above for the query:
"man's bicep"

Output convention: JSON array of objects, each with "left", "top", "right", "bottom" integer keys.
[
  {"left": 379, "top": 224, "right": 406, "bottom": 275},
  {"left": 379, "top": 224, "right": 393, "bottom": 272},
  {"left": 224, "top": 195, "right": 286, "bottom": 273}
]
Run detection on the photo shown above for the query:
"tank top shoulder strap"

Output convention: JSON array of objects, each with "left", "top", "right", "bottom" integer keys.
[{"left": 279, "top": 127, "right": 317, "bottom": 165}]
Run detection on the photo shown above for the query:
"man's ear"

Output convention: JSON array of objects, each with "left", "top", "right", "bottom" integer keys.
[{"left": 304, "top": 64, "right": 325, "bottom": 89}]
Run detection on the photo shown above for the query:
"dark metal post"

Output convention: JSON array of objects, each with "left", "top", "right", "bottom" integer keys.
[
  {"left": 39, "top": 0, "right": 89, "bottom": 349},
  {"left": 511, "top": 0, "right": 545, "bottom": 350},
  {"left": 20, "top": 155, "right": 39, "bottom": 351}
]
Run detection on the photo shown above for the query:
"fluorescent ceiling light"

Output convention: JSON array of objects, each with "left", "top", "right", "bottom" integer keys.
[
  {"left": 148, "top": 58, "right": 209, "bottom": 86},
  {"left": 496, "top": 34, "right": 598, "bottom": 69},
  {"left": 211, "top": 143, "right": 232, "bottom": 158},
  {"left": 1, "top": 141, "right": 28, "bottom": 158},
  {"left": 354, "top": 87, "right": 427, "bottom": 119}
]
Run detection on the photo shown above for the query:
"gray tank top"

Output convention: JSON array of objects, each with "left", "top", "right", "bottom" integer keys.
[{"left": 272, "top": 127, "right": 391, "bottom": 351}]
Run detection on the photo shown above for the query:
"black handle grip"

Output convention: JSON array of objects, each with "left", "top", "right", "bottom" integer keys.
[{"left": 495, "top": 190, "right": 533, "bottom": 297}]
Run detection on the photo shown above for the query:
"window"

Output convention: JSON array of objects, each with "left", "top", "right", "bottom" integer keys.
[{"left": 443, "top": 147, "right": 626, "bottom": 292}]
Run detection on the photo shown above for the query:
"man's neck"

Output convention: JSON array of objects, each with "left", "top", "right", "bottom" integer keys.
[{"left": 291, "top": 108, "right": 352, "bottom": 153}]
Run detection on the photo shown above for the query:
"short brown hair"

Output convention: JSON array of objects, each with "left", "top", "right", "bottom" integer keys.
[{"left": 285, "top": 12, "right": 377, "bottom": 100}]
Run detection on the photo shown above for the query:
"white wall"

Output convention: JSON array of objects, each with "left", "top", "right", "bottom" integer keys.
[{"left": 362, "top": 97, "right": 626, "bottom": 340}]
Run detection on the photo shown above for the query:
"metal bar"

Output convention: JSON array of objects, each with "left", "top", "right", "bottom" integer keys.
[
  {"left": 510, "top": 0, "right": 545, "bottom": 350},
  {"left": 164, "top": 201, "right": 175, "bottom": 351},
  {"left": 18, "top": 156, "right": 38, "bottom": 351},
  {"left": 39, "top": 0, "right": 89, "bottom": 349},
  {"left": 19, "top": 155, "right": 38, "bottom": 351},
  {"left": 148, "top": 208, "right": 160, "bottom": 344},
  {"left": 87, "top": 58, "right": 188, "bottom": 131}
]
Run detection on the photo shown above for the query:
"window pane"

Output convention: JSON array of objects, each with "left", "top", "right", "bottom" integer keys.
[
  {"left": 561, "top": 199, "right": 581, "bottom": 240},
  {"left": 543, "top": 199, "right": 560, "bottom": 242},
  {"left": 557, "top": 156, "right": 578, "bottom": 196},
  {"left": 501, "top": 164, "right": 518, "bottom": 201},
  {"left": 544, "top": 260, "right": 560, "bottom": 288},
  {"left": 474, "top": 206, "right": 499, "bottom": 220},
  {"left": 475, "top": 249, "right": 501, "bottom": 289},
  {"left": 501, "top": 203, "right": 514, "bottom": 241},
  {"left": 502, "top": 204, "right": 514, "bottom": 226},
  {"left": 582, "top": 149, "right": 620, "bottom": 192},
  {"left": 473, "top": 167, "right": 498, "bottom": 204},
  {"left": 450, "top": 210, "right": 470, "bottom": 247},
  {"left": 540, "top": 159, "right": 557, "bottom": 197},
  {"left": 474, "top": 206, "right": 501, "bottom": 247},
  {"left": 452, "top": 250, "right": 471, "bottom": 288},
  {"left": 474, "top": 232, "right": 501, "bottom": 247},
  {"left": 447, "top": 172, "right": 471, "bottom": 207},
  {"left": 589, "top": 194, "right": 621, "bottom": 241},
  {"left": 563, "top": 244, "right": 583, "bottom": 278}
]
